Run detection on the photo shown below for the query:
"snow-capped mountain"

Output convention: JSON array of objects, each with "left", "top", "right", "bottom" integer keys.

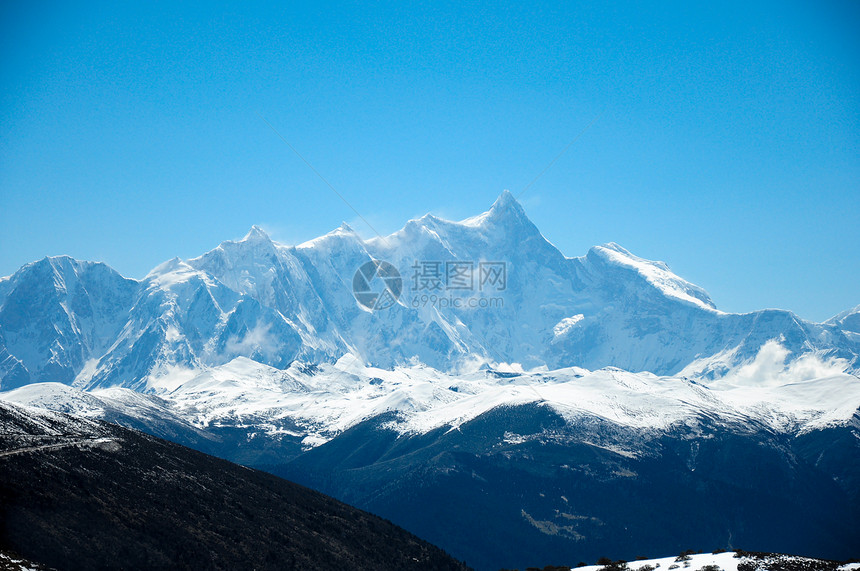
[
  {"left": 1, "top": 191, "right": 857, "bottom": 392},
  {"left": 0, "top": 257, "right": 137, "bottom": 389}
]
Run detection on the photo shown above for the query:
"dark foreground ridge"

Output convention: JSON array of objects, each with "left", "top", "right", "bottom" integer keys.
[{"left": 0, "top": 401, "right": 470, "bottom": 571}]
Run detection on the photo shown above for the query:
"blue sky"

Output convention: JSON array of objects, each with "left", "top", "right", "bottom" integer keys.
[{"left": 1, "top": 0, "right": 857, "bottom": 321}]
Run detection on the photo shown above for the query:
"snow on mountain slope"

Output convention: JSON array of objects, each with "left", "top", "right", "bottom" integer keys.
[
  {"left": 186, "top": 226, "right": 342, "bottom": 356},
  {"left": 0, "top": 382, "right": 218, "bottom": 449},
  {"left": 575, "top": 551, "right": 859, "bottom": 571},
  {"left": 362, "top": 191, "right": 857, "bottom": 374},
  {"left": 187, "top": 221, "right": 470, "bottom": 370},
  {"left": 79, "top": 257, "right": 303, "bottom": 391},
  {"left": 559, "top": 247, "right": 856, "bottom": 376},
  {"left": 364, "top": 190, "right": 585, "bottom": 370},
  {"left": 43, "top": 343, "right": 852, "bottom": 452},
  {"left": 0, "top": 257, "right": 137, "bottom": 389},
  {"left": 0, "top": 397, "right": 115, "bottom": 448},
  {"left": 828, "top": 304, "right": 860, "bottom": 339},
  {"left": 586, "top": 242, "right": 717, "bottom": 311},
  {"left": 1, "top": 191, "right": 858, "bottom": 392}
]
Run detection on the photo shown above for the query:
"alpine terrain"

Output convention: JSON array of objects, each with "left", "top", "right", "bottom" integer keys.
[{"left": 1, "top": 192, "right": 858, "bottom": 570}]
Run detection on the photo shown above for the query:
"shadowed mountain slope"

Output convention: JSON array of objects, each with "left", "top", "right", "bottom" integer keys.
[{"left": 0, "top": 401, "right": 470, "bottom": 571}]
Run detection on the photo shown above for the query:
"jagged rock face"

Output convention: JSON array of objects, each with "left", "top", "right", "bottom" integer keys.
[
  {"left": 0, "top": 257, "right": 137, "bottom": 389},
  {"left": 1, "top": 192, "right": 857, "bottom": 390}
]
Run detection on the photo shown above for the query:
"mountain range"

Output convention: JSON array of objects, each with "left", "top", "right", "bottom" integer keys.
[
  {"left": 1, "top": 191, "right": 858, "bottom": 569},
  {"left": 3, "top": 190, "right": 857, "bottom": 391}
]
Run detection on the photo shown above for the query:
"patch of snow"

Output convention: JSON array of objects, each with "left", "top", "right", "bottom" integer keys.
[
  {"left": 591, "top": 243, "right": 720, "bottom": 312},
  {"left": 576, "top": 552, "right": 740, "bottom": 571},
  {"left": 553, "top": 314, "right": 584, "bottom": 338}
]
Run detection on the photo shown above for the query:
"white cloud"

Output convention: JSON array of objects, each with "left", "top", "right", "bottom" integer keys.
[
  {"left": 719, "top": 338, "right": 849, "bottom": 386},
  {"left": 225, "top": 323, "right": 282, "bottom": 360}
]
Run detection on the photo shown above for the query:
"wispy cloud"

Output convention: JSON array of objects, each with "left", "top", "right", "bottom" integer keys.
[{"left": 719, "top": 338, "right": 849, "bottom": 385}]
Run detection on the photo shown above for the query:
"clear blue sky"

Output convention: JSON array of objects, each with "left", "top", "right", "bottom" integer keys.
[{"left": 1, "top": 0, "right": 858, "bottom": 321}]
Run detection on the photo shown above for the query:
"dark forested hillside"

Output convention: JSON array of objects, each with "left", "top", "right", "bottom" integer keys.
[{"left": 0, "top": 401, "right": 470, "bottom": 571}]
